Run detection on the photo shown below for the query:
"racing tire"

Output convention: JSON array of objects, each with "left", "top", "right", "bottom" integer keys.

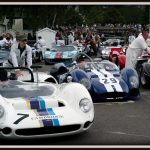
[{"left": 139, "top": 67, "right": 150, "bottom": 88}]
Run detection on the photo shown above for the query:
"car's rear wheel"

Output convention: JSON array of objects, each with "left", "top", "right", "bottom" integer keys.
[{"left": 140, "top": 67, "right": 150, "bottom": 88}]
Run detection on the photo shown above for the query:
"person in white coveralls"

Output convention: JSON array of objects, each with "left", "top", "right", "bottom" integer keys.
[
  {"left": 3, "top": 35, "right": 32, "bottom": 78},
  {"left": 125, "top": 29, "right": 149, "bottom": 69},
  {"left": 35, "top": 36, "right": 46, "bottom": 59}
]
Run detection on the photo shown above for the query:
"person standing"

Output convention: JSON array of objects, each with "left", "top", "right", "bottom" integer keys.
[
  {"left": 68, "top": 32, "right": 74, "bottom": 45},
  {"left": 36, "top": 36, "right": 46, "bottom": 59},
  {"left": 125, "top": 29, "right": 149, "bottom": 69},
  {"left": 13, "top": 31, "right": 20, "bottom": 44},
  {"left": 3, "top": 35, "right": 32, "bottom": 78}
]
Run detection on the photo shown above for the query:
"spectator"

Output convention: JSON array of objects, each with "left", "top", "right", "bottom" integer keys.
[
  {"left": 68, "top": 32, "right": 74, "bottom": 45},
  {"left": 35, "top": 36, "right": 46, "bottom": 59},
  {"left": 95, "top": 34, "right": 101, "bottom": 48},
  {"left": 85, "top": 34, "right": 98, "bottom": 56},
  {"left": 125, "top": 29, "right": 149, "bottom": 69},
  {"left": 13, "top": 31, "right": 20, "bottom": 44}
]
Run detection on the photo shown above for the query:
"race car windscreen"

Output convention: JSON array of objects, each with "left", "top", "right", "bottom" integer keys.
[
  {"left": 86, "top": 62, "right": 119, "bottom": 71},
  {"left": 0, "top": 81, "right": 55, "bottom": 98},
  {"left": 100, "top": 62, "right": 119, "bottom": 71},
  {"left": 51, "top": 46, "right": 76, "bottom": 52}
]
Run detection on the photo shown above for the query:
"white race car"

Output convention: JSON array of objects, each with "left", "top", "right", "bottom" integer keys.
[{"left": 0, "top": 67, "right": 94, "bottom": 139}]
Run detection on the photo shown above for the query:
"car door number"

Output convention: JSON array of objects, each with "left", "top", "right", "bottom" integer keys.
[
  {"left": 14, "top": 113, "right": 29, "bottom": 124},
  {"left": 101, "top": 78, "right": 117, "bottom": 84}
]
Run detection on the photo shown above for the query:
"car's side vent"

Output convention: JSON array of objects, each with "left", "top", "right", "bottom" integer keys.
[{"left": 58, "top": 101, "right": 65, "bottom": 107}]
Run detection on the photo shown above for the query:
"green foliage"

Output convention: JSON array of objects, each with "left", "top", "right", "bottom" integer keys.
[{"left": 0, "top": 5, "right": 149, "bottom": 30}]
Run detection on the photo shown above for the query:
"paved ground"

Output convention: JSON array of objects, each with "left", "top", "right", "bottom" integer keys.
[{"left": 1, "top": 63, "right": 150, "bottom": 146}]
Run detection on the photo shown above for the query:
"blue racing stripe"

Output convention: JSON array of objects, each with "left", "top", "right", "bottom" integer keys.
[
  {"left": 37, "top": 109, "right": 53, "bottom": 127},
  {"left": 47, "top": 108, "right": 60, "bottom": 126},
  {"left": 30, "top": 98, "right": 40, "bottom": 109},
  {"left": 47, "top": 108, "right": 55, "bottom": 115},
  {"left": 36, "top": 96, "right": 46, "bottom": 109},
  {"left": 52, "top": 119, "right": 60, "bottom": 126}
]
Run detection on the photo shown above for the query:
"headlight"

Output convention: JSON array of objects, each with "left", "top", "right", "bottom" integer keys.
[
  {"left": 129, "top": 76, "right": 139, "bottom": 88},
  {"left": 79, "top": 98, "right": 92, "bottom": 113},
  {"left": 0, "top": 105, "right": 4, "bottom": 118},
  {"left": 102, "top": 50, "right": 105, "bottom": 54},
  {"left": 80, "top": 78, "right": 91, "bottom": 90}
]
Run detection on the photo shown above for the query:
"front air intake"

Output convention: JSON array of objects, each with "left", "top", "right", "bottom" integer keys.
[{"left": 15, "top": 125, "right": 81, "bottom": 136}]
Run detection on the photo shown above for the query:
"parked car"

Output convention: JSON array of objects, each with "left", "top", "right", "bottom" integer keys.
[
  {"left": 98, "top": 46, "right": 111, "bottom": 59},
  {"left": 44, "top": 45, "right": 82, "bottom": 65},
  {"left": 100, "top": 38, "right": 124, "bottom": 47},
  {"left": 50, "top": 52, "right": 140, "bottom": 102},
  {"left": 0, "top": 66, "right": 94, "bottom": 139}
]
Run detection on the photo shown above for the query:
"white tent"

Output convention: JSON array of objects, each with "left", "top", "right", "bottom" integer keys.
[{"left": 36, "top": 27, "right": 56, "bottom": 49}]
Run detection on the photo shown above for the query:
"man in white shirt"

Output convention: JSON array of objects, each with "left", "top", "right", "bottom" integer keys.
[
  {"left": 3, "top": 35, "right": 32, "bottom": 78},
  {"left": 125, "top": 30, "right": 149, "bottom": 69}
]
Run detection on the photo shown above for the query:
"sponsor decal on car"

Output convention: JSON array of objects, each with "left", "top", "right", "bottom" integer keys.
[
  {"left": 91, "top": 69, "right": 123, "bottom": 92},
  {"left": 31, "top": 114, "right": 63, "bottom": 120},
  {"left": 56, "top": 52, "right": 63, "bottom": 59},
  {"left": 25, "top": 96, "right": 60, "bottom": 127}
]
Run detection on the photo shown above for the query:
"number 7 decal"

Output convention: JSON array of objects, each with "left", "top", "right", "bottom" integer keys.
[{"left": 14, "top": 113, "right": 29, "bottom": 124}]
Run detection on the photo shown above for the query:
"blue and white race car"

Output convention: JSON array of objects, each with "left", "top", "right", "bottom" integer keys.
[
  {"left": 50, "top": 53, "right": 140, "bottom": 102},
  {"left": 44, "top": 45, "right": 82, "bottom": 65}
]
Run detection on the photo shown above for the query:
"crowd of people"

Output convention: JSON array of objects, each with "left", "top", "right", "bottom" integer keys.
[
  {"left": 0, "top": 23, "right": 149, "bottom": 83},
  {"left": 0, "top": 32, "right": 33, "bottom": 79}
]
